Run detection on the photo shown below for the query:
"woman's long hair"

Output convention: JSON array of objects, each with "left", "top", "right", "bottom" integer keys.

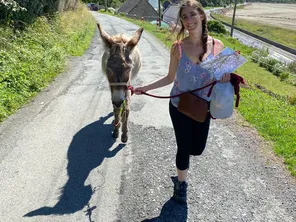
[{"left": 175, "top": 0, "right": 208, "bottom": 62}]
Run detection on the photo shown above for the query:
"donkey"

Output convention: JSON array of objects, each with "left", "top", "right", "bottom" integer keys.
[{"left": 97, "top": 23, "right": 143, "bottom": 143}]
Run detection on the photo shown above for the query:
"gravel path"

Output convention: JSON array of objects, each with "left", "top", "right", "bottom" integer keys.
[{"left": 118, "top": 110, "right": 296, "bottom": 222}]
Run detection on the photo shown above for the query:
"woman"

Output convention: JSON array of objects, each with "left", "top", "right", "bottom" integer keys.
[{"left": 134, "top": 0, "right": 230, "bottom": 204}]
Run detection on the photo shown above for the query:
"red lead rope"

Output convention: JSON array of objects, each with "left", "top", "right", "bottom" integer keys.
[
  {"left": 128, "top": 73, "right": 245, "bottom": 108},
  {"left": 128, "top": 81, "right": 218, "bottom": 99}
]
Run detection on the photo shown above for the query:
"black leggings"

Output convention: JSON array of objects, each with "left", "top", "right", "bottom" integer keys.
[{"left": 169, "top": 101, "right": 211, "bottom": 170}]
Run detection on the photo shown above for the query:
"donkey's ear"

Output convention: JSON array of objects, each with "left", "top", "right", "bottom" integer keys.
[
  {"left": 97, "top": 23, "right": 113, "bottom": 48},
  {"left": 127, "top": 27, "right": 144, "bottom": 50}
]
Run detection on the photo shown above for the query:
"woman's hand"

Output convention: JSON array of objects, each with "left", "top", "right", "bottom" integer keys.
[
  {"left": 220, "top": 73, "right": 231, "bottom": 82},
  {"left": 134, "top": 86, "right": 149, "bottom": 95}
]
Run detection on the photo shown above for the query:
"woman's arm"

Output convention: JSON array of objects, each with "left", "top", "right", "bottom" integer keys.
[{"left": 134, "top": 43, "right": 180, "bottom": 94}]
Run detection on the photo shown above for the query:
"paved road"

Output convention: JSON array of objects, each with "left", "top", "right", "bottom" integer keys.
[
  {"left": 226, "top": 27, "right": 296, "bottom": 64},
  {"left": 0, "top": 13, "right": 295, "bottom": 222}
]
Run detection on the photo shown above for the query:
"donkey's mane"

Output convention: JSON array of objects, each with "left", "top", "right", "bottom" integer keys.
[{"left": 110, "top": 34, "right": 130, "bottom": 44}]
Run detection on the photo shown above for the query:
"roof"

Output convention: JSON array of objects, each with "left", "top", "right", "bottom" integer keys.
[
  {"left": 118, "top": 0, "right": 141, "bottom": 13},
  {"left": 163, "top": 4, "right": 180, "bottom": 24},
  {"left": 148, "top": 0, "right": 161, "bottom": 10}
]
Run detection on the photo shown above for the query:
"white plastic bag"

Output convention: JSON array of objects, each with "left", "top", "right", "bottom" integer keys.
[{"left": 210, "top": 82, "right": 234, "bottom": 119}]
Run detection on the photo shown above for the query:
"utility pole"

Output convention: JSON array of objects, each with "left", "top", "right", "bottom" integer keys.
[
  {"left": 230, "top": 0, "right": 238, "bottom": 37},
  {"left": 104, "top": 0, "right": 108, "bottom": 11},
  {"left": 158, "top": 0, "right": 161, "bottom": 27}
]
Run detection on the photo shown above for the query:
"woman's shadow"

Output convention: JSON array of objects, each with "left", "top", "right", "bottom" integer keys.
[
  {"left": 142, "top": 198, "right": 188, "bottom": 222},
  {"left": 25, "top": 112, "right": 125, "bottom": 217},
  {"left": 142, "top": 176, "right": 188, "bottom": 222}
]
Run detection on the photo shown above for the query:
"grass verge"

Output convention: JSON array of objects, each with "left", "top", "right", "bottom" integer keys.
[{"left": 0, "top": 3, "right": 96, "bottom": 122}]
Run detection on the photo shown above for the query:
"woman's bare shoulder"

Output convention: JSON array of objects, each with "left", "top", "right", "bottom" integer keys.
[
  {"left": 211, "top": 37, "right": 224, "bottom": 54},
  {"left": 212, "top": 38, "right": 224, "bottom": 47}
]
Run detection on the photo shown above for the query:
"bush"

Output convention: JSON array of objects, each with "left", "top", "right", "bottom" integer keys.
[
  {"left": 288, "top": 95, "right": 296, "bottom": 105},
  {"left": 287, "top": 61, "right": 296, "bottom": 75},
  {"left": 279, "top": 72, "right": 290, "bottom": 81},
  {"left": 272, "top": 63, "right": 285, "bottom": 76},
  {"left": 258, "top": 56, "right": 279, "bottom": 72},
  {"left": 266, "top": 58, "right": 279, "bottom": 72},
  {"left": 250, "top": 51, "right": 261, "bottom": 63},
  {"left": 208, "top": 20, "right": 227, "bottom": 34},
  {"left": 0, "top": 0, "right": 79, "bottom": 28},
  {"left": 227, "top": 36, "right": 240, "bottom": 44},
  {"left": 0, "top": 0, "right": 26, "bottom": 26},
  {"left": 250, "top": 48, "right": 269, "bottom": 63},
  {"left": 258, "top": 57, "right": 269, "bottom": 69},
  {"left": 108, "top": 7, "right": 115, "bottom": 13}
]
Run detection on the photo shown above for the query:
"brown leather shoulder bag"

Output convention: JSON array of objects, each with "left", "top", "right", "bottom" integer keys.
[{"left": 178, "top": 92, "right": 210, "bottom": 123}]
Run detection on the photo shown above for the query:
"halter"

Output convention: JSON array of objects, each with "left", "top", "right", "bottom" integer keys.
[
  {"left": 109, "top": 81, "right": 130, "bottom": 113},
  {"left": 109, "top": 82, "right": 130, "bottom": 87},
  {"left": 109, "top": 82, "right": 129, "bottom": 128}
]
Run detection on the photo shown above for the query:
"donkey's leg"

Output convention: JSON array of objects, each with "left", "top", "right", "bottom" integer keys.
[
  {"left": 112, "top": 108, "right": 121, "bottom": 138},
  {"left": 121, "top": 97, "right": 130, "bottom": 143},
  {"left": 121, "top": 107, "right": 129, "bottom": 143}
]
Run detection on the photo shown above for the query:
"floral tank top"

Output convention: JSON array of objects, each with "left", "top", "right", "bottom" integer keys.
[{"left": 170, "top": 40, "right": 216, "bottom": 108}]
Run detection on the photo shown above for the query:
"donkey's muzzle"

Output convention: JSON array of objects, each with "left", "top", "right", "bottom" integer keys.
[{"left": 112, "top": 100, "right": 124, "bottom": 108}]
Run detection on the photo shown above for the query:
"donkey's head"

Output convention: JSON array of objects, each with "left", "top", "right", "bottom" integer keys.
[{"left": 97, "top": 23, "right": 143, "bottom": 108}]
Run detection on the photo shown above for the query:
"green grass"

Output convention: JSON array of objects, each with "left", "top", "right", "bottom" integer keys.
[
  {"left": 0, "top": 3, "right": 96, "bottom": 121},
  {"left": 216, "top": 36, "right": 296, "bottom": 98},
  {"left": 212, "top": 14, "right": 296, "bottom": 49},
  {"left": 103, "top": 12, "right": 296, "bottom": 176},
  {"left": 239, "top": 88, "right": 296, "bottom": 174}
]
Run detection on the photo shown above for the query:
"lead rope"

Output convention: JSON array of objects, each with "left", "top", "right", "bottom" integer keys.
[
  {"left": 128, "top": 73, "right": 245, "bottom": 109},
  {"left": 128, "top": 81, "right": 217, "bottom": 98}
]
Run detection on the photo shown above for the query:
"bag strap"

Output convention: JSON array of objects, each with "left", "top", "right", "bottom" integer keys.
[{"left": 176, "top": 40, "right": 182, "bottom": 60}]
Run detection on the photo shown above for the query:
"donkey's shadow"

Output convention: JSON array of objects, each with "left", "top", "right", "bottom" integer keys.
[{"left": 25, "top": 113, "right": 125, "bottom": 216}]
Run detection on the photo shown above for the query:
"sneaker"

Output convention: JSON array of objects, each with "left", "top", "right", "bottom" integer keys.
[{"left": 172, "top": 179, "right": 188, "bottom": 204}]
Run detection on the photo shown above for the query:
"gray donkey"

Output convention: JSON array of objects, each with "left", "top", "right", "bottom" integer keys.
[{"left": 97, "top": 23, "right": 143, "bottom": 143}]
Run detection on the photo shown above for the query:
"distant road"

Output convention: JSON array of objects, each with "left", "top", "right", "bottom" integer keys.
[
  {"left": 206, "top": 10, "right": 296, "bottom": 64},
  {"left": 225, "top": 26, "right": 296, "bottom": 63}
]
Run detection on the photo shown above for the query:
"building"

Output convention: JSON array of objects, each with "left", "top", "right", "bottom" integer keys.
[
  {"left": 117, "top": 0, "right": 159, "bottom": 21},
  {"left": 148, "top": 0, "right": 160, "bottom": 11},
  {"left": 162, "top": 3, "right": 180, "bottom": 24}
]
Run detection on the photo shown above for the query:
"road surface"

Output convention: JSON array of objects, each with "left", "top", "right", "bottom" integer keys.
[{"left": 0, "top": 13, "right": 295, "bottom": 222}]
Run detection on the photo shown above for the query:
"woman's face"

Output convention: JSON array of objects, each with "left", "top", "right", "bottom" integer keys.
[{"left": 180, "top": 6, "right": 204, "bottom": 32}]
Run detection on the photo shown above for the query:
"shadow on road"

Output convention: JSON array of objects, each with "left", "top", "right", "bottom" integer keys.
[
  {"left": 142, "top": 198, "right": 188, "bottom": 222},
  {"left": 24, "top": 112, "right": 125, "bottom": 217}
]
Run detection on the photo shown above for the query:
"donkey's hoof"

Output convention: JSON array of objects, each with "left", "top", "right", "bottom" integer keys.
[
  {"left": 121, "top": 134, "right": 128, "bottom": 143},
  {"left": 112, "top": 131, "right": 119, "bottom": 138}
]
